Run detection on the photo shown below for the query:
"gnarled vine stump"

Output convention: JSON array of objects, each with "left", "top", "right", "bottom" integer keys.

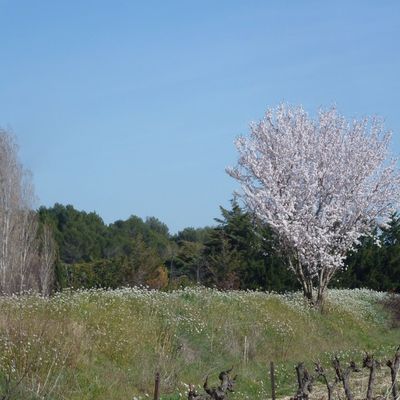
[{"left": 188, "top": 368, "right": 236, "bottom": 400}]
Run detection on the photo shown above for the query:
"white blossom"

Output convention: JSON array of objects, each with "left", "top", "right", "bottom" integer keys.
[{"left": 227, "top": 104, "right": 400, "bottom": 304}]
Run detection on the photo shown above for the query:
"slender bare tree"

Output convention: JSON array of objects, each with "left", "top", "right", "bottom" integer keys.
[
  {"left": 38, "top": 224, "right": 56, "bottom": 295},
  {"left": 0, "top": 128, "right": 54, "bottom": 294},
  {"left": 14, "top": 209, "right": 39, "bottom": 292},
  {"left": 0, "top": 131, "right": 24, "bottom": 293}
]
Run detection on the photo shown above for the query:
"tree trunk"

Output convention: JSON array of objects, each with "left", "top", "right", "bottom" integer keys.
[
  {"left": 333, "top": 358, "right": 359, "bottom": 400},
  {"left": 314, "top": 362, "right": 337, "bottom": 400},
  {"left": 315, "top": 289, "right": 325, "bottom": 310},
  {"left": 387, "top": 346, "right": 400, "bottom": 400},
  {"left": 294, "top": 363, "right": 313, "bottom": 400},
  {"left": 363, "top": 353, "right": 378, "bottom": 400}
]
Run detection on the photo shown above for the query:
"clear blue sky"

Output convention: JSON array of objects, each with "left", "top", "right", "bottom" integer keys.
[{"left": 0, "top": 1, "right": 399, "bottom": 233}]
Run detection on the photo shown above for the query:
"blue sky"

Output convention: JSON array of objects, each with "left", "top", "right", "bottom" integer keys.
[{"left": 0, "top": 1, "right": 399, "bottom": 232}]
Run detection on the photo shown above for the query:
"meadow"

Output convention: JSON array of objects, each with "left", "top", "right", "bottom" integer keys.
[{"left": 0, "top": 287, "right": 399, "bottom": 400}]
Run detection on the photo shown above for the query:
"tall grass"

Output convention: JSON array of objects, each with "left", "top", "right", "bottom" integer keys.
[{"left": 0, "top": 287, "right": 398, "bottom": 400}]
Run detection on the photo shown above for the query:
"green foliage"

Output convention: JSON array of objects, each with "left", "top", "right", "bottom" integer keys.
[
  {"left": 38, "top": 203, "right": 400, "bottom": 293},
  {"left": 62, "top": 236, "right": 164, "bottom": 290},
  {"left": 337, "top": 214, "right": 400, "bottom": 292},
  {"left": 105, "top": 215, "right": 171, "bottom": 259},
  {"left": 39, "top": 205, "right": 171, "bottom": 290},
  {"left": 38, "top": 204, "right": 107, "bottom": 263},
  {"left": 174, "top": 226, "right": 213, "bottom": 243},
  {"left": 201, "top": 200, "right": 299, "bottom": 291},
  {"left": 172, "top": 240, "right": 204, "bottom": 283},
  {"left": 64, "top": 259, "right": 123, "bottom": 289}
]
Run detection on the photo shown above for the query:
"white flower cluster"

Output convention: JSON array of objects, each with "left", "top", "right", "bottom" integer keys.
[{"left": 228, "top": 104, "right": 400, "bottom": 284}]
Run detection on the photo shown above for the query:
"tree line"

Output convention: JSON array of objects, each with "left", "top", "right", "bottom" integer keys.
[
  {"left": 1, "top": 107, "right": 400, "bottom": 297},
  {"left": 38, "top": 201, "right": 400, "bottom": 293}
]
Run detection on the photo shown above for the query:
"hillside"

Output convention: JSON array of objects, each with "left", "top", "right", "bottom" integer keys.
[{"left": 0, "top": 288, "right": 399, "bottom": 400}]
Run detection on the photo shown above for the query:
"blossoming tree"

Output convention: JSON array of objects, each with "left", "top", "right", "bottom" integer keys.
[{"left": 228, "top": 104, "right": 400, "bottom": 306}]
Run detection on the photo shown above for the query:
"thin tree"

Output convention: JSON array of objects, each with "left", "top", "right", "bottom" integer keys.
[
  {"left": 228, "top": 104, "right": 400, "bottom": 306},
  {"left": 38, "top": 224, "right": 56, "bottom": 295},
  {"left": 0, "top": 128, "right": 54, "bottom": 294},
  {"left": 0, "top": 131, "right": 20, "bottom": 291}
]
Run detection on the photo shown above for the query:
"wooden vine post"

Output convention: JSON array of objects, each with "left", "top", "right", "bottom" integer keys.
[
  {"left": 154, "top": 371, "right": 160, "bottom": 400},
  {"left": 270, "top": 361, "right": 276, "bottom": 400}
]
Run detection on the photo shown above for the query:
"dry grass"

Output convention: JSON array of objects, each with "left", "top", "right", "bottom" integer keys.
[
  {"left": 384, "top": 294, "right": 400, "bottom": 328},
  {"left": 0, "top": 288, "right": 398, "bottom": 400}
]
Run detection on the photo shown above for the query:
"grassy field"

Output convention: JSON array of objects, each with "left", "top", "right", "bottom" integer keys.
[{"left": 0, "top": 287, "right": 399, "bottom": 400}]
